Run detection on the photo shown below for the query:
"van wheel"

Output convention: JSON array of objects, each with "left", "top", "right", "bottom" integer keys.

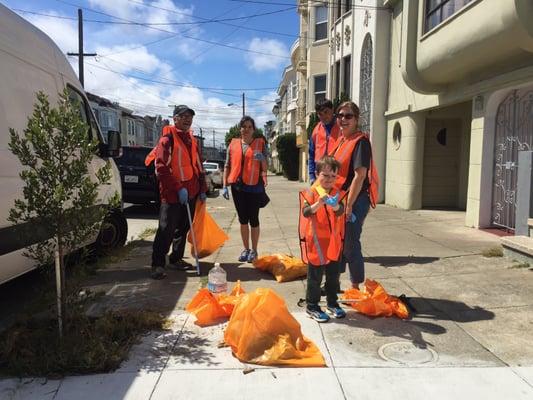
[{"left": 94, "top": 211, "right": 128, "bottom": 253}]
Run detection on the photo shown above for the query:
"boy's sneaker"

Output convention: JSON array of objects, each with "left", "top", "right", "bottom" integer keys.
[
  {"left": 247, "top": 249, "right": 258, "bottom": 263},
  {"left": 306, "top": 306, "right": 330, "bottom": 323},
  {"left": 238, "top": 249, "right": 250, "bottom": 262},
  {"left": 326, "top": 304, "right": 346, "bottom": 319}
]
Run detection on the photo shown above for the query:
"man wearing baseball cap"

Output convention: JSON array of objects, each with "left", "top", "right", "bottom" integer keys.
[{"left": 150, "top": 105, "right": 207, "bottom": 279}]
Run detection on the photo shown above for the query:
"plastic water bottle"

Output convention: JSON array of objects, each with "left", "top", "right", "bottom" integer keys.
[{"left": 207, "top": 263, "right": 227, "bottom": 294}]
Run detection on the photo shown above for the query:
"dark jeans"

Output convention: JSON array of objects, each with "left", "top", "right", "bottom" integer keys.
[
  {"left": 341, "top": 192, "right": 370, "bottom": 284},
  {"left": 231, "top": 186, "right": 261, "bottom": 227},
  {"left": 151, "top": 199, "right": 196, "bottom": 268},
  {"left": 306, "top": 261, "right": 340, "bottom": 308}
]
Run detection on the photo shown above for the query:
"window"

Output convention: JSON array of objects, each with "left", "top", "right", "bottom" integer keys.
[
  {"left": 344, "top": 0, "right": 352, "bottom": 13},
  {"left": 359, "top": 34, "right": 373, "bottom": 133},
  {"left": 343, "top": 55, "right": 351, "bottom": 97},
  {"left": 127, "top": 119, "right": 135, "bottom": 136},
  {"left": 66, "top": 85, "right": 101, "bottom": 141},
  {"left": 315, "top": 5, "right": 328, "bottom": 41},
  {"left": 314, "top": 74, "right": 327, "bottom": 106},
  {"left": 425, "top": 0, "right": 473, "bottom": 32},
  {"left": 334, "top": 61, "right": 340, "bottom": 99}
]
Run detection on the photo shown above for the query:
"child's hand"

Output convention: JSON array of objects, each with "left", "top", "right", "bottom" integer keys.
[
  {"left": 324, "top": 193, "right": 339, "bottom": 207},
  {"left": 319, "top": 194, "right": 328, "bottom": 204}
]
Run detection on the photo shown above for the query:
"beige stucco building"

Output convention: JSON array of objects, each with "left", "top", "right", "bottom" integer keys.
[{"left": 384, "top": 0, "right": 533, "bottom": 229}]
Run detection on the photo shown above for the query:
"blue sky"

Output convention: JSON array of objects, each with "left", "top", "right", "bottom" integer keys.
[{"left": 3, "top": 0, "right": 299, "bottom": 146}]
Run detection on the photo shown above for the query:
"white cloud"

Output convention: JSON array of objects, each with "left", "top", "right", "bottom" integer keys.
[
  {"left": 247, "top": 38, "right": 288, "bottom": 72},
  {"left": 25, "top": 12, "right": 78, "bottom": 52}
]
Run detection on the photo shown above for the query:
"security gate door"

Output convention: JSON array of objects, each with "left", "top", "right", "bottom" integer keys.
[{"left": 491, "top": 89, "right": 533, "bottom": 229}]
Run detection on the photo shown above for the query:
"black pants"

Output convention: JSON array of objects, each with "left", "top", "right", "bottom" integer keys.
[
  {"left": 306, "top": 261, "right": 340, "bottom": 308},
  {"left": 231, "top": 186, "right": 261, "bottom": 227},
  {"left": 151, "top": 199, "right": 196, "bottom": 268}
]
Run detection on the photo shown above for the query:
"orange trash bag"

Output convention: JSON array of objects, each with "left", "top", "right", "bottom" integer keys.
[
  {"left": 187, "top": 199, "right": 229, "bottom": 258},
  {"left": 253, "top": 254, "right": 307, "bottom": 282},
  {"left": 224, "top": 288, "right": 325, "bottom": 367},
  {"left": 342, "top": 279, "right": 409, "bottom": 319},
  {"left": 186, "top": 281, "right": 245, "bottom": 326}
]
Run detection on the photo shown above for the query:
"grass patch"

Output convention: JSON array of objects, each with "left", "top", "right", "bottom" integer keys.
[
  {"left": 138, "top": 227, "right": 157, "bottom": 241},
  {"left": 0, "top": 310, "right": 170, "bottom": 377},
  {"left": 509, "top": 262, "right": 531, "bottom": 269},
  {"left": 482, "top": 246, "right": 503, "bottom": 257}
]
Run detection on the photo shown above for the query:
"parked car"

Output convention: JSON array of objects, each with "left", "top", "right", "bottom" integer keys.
[
  {"left": 203, "top": 161, "right": 223, "bottom": 187},
  {"left": 115, "top": 146, "right": 159, "bottom": 205},
  {"left": 0, "top": 5, "right": 126, "bottom": 285},
  {"left": 117, "top": 147, "right": 217, "bottom": 205}
]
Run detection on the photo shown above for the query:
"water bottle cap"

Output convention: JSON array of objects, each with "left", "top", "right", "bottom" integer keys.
[{"left": 214, "top": 262, "right": 220, "bottom": 268}]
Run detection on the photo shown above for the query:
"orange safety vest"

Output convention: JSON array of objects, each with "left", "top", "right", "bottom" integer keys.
[
  {"left": 329, "top": 132, "right": 380, "bottom": 208},
  {"left": 144, "top": 125, "right": 173, "bottom": 167},
  {"left": 311, "top": 121, "right": 341, "bottom": 162},
  {"left": 144, "top": 126, "right": 202, "bottom": 182},
  {"left": 227, "top": 137, "right": 266, "bottom": 186},
  {"left": 298, "top": 187, "right": 346, "bottom": 266}
]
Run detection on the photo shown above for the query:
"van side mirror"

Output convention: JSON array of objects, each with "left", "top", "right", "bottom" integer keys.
[{"left": 107, "top": 130, "right": 122, "bottom": 158}]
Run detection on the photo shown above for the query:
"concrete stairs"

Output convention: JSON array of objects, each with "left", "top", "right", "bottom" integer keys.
[{"left": 501, "top": 218, "right": 533, "bottom": 264}]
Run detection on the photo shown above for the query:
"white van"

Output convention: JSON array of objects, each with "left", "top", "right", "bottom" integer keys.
[{"left": 0, "top": 5, "right": 127, "bottom": 285}]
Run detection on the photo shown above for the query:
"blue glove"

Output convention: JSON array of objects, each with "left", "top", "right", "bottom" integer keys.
[
  {"left": 178, "top": 188, "right": 188, "bottom": 205},
  {"left": 348, "top": 212, "right": 356, "bottom": 223},
  {"left": 325, "top": 193, "right": 339, "bottom": 207},
  {"left": 253, "top": 152, "right": 265, "bottom": 161},
  {"left": 199, "top": 192, "right": 207, "bottom": 202},
  {"left": 222, "top": 187, "right": 230, "bottom": 200}
]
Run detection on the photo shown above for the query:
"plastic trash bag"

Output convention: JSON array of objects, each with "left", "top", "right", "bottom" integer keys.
[
  {"left": 186, "top": 281, "right": 245, "bottom": 326},
  {"left": 224, "top": 288, "right": 325, "bottom": 367},
  {"left": 253, "top": 254, "right": 307, "bottom": 282},
  {"left": 187, "top": 199, "right": 229, "bottom": 258},
  {"left": 342, "top": 279, "right": 409, "bottom": 319}
]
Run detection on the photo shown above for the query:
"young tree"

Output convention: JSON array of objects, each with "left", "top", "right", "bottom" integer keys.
[{"left": 8, "top": 90, "right": 115, "bottom": 338}]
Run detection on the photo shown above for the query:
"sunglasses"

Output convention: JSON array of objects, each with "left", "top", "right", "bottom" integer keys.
[{"left": 337, "top": 113, "right": 355, "bottom": 120}]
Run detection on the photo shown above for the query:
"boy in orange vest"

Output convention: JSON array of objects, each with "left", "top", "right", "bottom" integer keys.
[{"left": 299, "top": 156, "right": 346, "bottom": 322}]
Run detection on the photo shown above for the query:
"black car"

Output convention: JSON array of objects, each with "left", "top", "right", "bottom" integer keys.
[
  {"left": 115, "top": 146, "right": 159, "bottom": 205},
  {"left": 115, "top": 146, "right": 215, "bottom": 205}
]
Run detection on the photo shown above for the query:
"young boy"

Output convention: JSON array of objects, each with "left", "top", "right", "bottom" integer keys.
[{"left": 299, "top": 156, "right": 346, "bottom": 322}]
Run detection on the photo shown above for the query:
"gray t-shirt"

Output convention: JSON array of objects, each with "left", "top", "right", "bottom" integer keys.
[{"left": 342, "top": 138, "right": 371, "bottom": 192}]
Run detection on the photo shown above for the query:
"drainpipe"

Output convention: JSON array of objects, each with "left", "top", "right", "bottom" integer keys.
[{"left": 400, "top": 0, "right": 442, "bottom": 94}]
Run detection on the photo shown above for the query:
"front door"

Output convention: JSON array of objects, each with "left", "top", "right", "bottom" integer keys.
[{"left": 491, "top": 89, "right": 533, "bottom": 229}]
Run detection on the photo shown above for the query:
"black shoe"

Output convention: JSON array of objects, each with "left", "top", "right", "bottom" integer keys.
[
  {"left": 168, "top": 259, "right": 194, "bottom": 271},
  {"left": 151, "top": 266, "right": 166, "bottom": 280}
]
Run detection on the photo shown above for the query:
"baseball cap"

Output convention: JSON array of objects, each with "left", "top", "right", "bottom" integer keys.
[{"left": 173, "top": 105, "right": 195, "bottom": 116}]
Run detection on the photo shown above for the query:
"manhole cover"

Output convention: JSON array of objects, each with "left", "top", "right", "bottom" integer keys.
[{"left": 378, "top": 342, "right": 438, "bottom": 365}]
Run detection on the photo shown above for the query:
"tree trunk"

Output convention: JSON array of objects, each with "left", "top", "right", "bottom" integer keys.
[{"left": 55, "top": 238, "right": 66, "bottom": 339}]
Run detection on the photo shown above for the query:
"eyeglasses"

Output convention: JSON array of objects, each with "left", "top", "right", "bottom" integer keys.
[
  {"left": 337, "top": 113, "right": 355, "bottom": 120},
  {"left": 319, "top": 173, "right": 337, "bottom": 179}
]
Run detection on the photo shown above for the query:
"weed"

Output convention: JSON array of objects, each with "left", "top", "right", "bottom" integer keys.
[
  {"left": 138, "top": 227, "right": 157, "bottom": 241},
  {"left": 482, "top": 246, "right": 503, "bottom": 257}
]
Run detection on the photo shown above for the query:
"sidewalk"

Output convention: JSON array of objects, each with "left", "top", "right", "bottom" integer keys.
[{"left": 2, "top": 175, "right": 533, "bottom": 399}]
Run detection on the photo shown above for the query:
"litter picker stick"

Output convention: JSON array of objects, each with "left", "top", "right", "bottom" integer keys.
[
  {"left": 186, "top": 200, "right": 201, "bottom": 276},
  {"left": 297, "top": 298, "right": 365, "bottom": 307}
]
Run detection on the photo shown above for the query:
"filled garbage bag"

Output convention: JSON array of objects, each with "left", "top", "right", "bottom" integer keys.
[
  {"left": 224, "top": 288, "right": 325, "bottom": 367},
  {"left": 186, "top": 281, "right": 245, "bottom": 326},
  {"left": 342, "top": 279, "right": 409, "bottom": 319},
  {"left": 187, "top": 199, "right": 229, "bottom": 258},
  {"left": 253, "top": 254, "right": 307, "bottom": 282}
]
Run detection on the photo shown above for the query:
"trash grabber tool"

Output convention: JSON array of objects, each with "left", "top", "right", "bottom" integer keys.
[
  {"left": 297, "top": 298, "right": 365, "bottom": 307},
  {"left": 185, "top": 200, "right": 201, "bottom": 276}
]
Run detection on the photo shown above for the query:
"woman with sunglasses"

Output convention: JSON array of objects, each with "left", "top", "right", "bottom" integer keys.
[{"left": 329, "top": 101, "right": 373, "bottom": 290}]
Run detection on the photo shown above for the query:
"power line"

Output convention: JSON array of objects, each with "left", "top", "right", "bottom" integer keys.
[
  {"left": 228, "top": 0, "right": 389, "bottom": 9},
  {"left": 52, "top": 0, "right": 295, "bottom": 61},
  {"left": 86, "top": 58, "right": 278, "bottom": 92}
]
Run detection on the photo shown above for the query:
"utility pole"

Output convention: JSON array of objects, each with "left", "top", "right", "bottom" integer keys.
[
  {"left": 67, "top": 9, "right": 96, "bottom": 87},
  {"left": 199, "top": 127, "right": 204, "bottom": 152},
  {"left": 213, "top": 130, "right": 216, "bottom": 148},
  {"left": 242, "top": 92, "right": 246, "bottom": 117}
]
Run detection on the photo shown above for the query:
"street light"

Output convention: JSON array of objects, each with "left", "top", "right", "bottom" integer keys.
[{"left": 227, "top": 93, "right": 245, "bottom": 117}]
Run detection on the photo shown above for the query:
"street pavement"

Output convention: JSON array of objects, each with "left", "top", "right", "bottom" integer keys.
[{"left": 2, "top": 175, "right": 533, "bottom": 399}]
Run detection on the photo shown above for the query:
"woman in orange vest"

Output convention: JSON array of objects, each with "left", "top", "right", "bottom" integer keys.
[
  {"left": 330, "top": 101, "right": 377, "bottom": 290},
  {"left": 222, "top": 116, "right": 268, "bottom": 263}
]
